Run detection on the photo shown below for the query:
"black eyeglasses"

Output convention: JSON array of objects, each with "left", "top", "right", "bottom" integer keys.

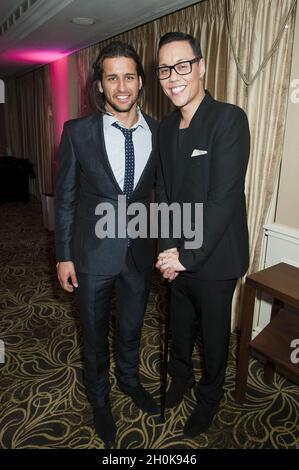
[{"left": 155, "top": 57, "right": 201, "bottom": 80}]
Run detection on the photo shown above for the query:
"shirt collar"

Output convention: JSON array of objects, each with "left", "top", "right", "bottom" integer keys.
[{"left": 103, "top": 107, "right": 148, "bottom": 131}]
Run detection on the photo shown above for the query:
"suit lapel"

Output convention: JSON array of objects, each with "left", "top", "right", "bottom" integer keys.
[
  {"left": 161, "top": 92, "right": 214, "bottom": 201},
  {"left": 92, "top": 113, "right": 123, "bottom": 194},
  {"left": 160, "top": 111, "right": 180, "bottom": 201},
  {"left": 177, "top": 92, "right": 213, "bottom": 193},
  {"left": 133, "top": 112, "right": 157, "bottom": 195},
  {"left": 92, "top": 112, "right": 157, "bottom": 197}
]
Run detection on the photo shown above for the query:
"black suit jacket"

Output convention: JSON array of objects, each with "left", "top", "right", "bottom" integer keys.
[
  {"left": 157, "top": 91, "right": 250, "bottom": 280},
  {"left": 55, "top": 111, "right": 158, "bottom": 275}
]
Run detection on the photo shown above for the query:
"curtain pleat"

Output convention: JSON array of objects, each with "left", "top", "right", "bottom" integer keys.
[
  {"left": 5, "top": 66, "right": 55, "bottom": 197},
  {"left": 76, "top": 1, "right": 231, "bottom": 118},
  {"left": 225, "top": 0, "right": 296, "bottom": 325}
]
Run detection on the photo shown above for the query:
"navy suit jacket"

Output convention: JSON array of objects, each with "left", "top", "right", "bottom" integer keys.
[
  {"left": 55, "top": 111, "right": 158, "bottom": 275},
  {"left": 157, "top": 92, "right": 250, "bottom": 280}
]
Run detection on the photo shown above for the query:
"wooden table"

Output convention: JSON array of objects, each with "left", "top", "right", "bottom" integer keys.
[{"left": 235, "top": 262, "right": 299, "bottom": 403}]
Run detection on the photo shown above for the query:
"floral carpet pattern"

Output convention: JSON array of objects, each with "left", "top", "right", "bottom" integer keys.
[{"left": 0, "top": 202, "right": 298, "bottom": 449}]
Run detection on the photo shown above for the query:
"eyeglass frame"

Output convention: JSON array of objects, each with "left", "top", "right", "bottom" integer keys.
[{"left": 155, "top": 57, "right": 201, "bottom": 80}]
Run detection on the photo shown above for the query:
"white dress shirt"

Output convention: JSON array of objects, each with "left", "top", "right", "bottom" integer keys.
[{"left": 102, "top": 110, "right": 152, "bottom": 191}]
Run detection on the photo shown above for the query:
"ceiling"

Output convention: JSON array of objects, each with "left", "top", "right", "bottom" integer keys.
[{"left": 0, "top": 0, "right": 202, "bottom": 81}]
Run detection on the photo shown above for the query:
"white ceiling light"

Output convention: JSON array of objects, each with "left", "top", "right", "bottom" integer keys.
[{"left": 71, "top": 17, "right": 95, "bottom": 26}]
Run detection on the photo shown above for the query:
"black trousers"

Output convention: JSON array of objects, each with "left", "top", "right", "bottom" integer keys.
[
  {"left": 76, "top": 252, "right": 151, "bottom": 407},
  {"left": 168, "top": 275, "right": 237, "bottom": 408}
]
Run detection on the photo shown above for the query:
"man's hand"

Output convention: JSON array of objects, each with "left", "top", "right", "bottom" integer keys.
[
  {"left": 56, "top": 261, "right": 78, "bottom": 292},
  {"left": 162, "top": 268, "right": 179, "bottom": 281},
  {"left": 155, "top": 248, "right": 186, "bottom": 281}
]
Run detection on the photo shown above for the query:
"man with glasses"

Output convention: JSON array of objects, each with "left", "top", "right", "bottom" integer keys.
[{"left": 155, "top": 32, "right": 250, "bottom": 438}]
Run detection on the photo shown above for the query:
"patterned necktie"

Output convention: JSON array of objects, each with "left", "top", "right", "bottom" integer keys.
[
  {"left": 112, "top": 122, "right": 138, "bottom": 246},
  {"left": 112, "top": 122, "right": 137, "bottom": 200}
]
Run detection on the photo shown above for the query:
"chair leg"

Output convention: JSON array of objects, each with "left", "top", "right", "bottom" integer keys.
[
  {"left": 235, "top": 283, "right": 256, "bottom": 403},
  {"left": 271, "top": 298, "right": 284, "bottom": 320}
]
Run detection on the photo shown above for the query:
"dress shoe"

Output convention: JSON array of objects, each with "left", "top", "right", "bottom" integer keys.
[
  {"left": 165, "top": 377, "right": 195, "bottom": 408},
  {"left": 118, "top": 383, "right": 159, "bottom": 414},
  {"left": 183, "top": 403, "right": 219, "bottom": 438},
  {"left": 93, "top": 401, "right": 116, "bottom": 448}
]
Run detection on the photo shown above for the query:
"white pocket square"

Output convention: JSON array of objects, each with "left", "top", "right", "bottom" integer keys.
[{"left": 191, "top": 149, "right": 208, "bottom": 157}]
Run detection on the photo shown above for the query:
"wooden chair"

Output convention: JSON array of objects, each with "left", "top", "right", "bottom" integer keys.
[{"left": 235, "top": 262, "right": 299, "bottom": 403}]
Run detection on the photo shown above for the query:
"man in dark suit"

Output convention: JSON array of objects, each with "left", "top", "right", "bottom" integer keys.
[
  {"left": 55, "top": 41, "right": 158, "bottom": 447},
  {"left": 155, "top": 32, "right": 250, "bottom": 438}
]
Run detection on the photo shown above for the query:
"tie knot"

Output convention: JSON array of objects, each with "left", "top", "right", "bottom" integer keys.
[{"left": 112, "top": 122, "right": 137, "bottom": 138}]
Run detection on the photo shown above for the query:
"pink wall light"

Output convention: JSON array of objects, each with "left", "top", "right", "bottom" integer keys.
[
  {"left": 3, "top": 49, "right": 67, "bottom": 64},
  {"left": 49, "top": 56, "right": 69, "bottom": 172}
]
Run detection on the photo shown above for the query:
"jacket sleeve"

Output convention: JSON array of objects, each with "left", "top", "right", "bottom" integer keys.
[
  {"left": 54, "top": 123, "right": 80, "bottom": 262},
  {"left": 179, "top": 107, "right": 250, "bottom": 271}
]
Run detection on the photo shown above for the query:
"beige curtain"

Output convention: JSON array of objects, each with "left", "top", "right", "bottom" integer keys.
[
  {"left": 76, "top": 1, "right": 230, "bottom": 118},
  {"left": 225, "top": 0, "right": 296, "bottom": 324},
  {"left": 226, "top": 0, "right": 296, "bottom": 272},
  {"left": 5, "top": 65, "right": 55, "bottom": 196}
]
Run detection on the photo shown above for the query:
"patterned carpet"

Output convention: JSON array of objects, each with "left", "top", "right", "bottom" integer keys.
[{"left": 0, "top": 201, "right": 298, "bottom": 449}]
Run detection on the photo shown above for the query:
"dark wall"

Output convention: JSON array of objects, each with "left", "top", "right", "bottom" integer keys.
[{"left": 0, "top": 104, "right": 7, "bottom": 155}]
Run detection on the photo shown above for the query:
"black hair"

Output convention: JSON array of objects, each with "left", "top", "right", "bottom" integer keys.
[{"left": 158, "top": 32, "right": 202, "bottom": 59}]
